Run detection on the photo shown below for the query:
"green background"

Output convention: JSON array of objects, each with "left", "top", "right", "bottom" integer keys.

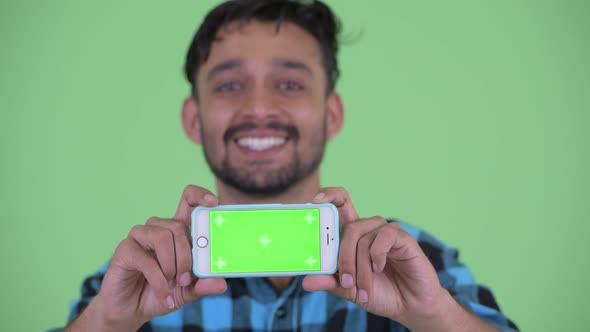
[
  {"left": 209, "top": 209, "right": 320, "bottom": 273},
  {"left": 1, "top": 0, "right": 588, "bottom": 330}
]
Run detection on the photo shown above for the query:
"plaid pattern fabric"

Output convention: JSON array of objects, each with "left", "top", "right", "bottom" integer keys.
[{"left": 53, "top": 221, "right": 519, "bottom": 331}]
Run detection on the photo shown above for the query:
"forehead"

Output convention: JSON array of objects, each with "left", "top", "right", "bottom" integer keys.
[{"left": 200, "top": 20, "right": 323, "bottom": 75}]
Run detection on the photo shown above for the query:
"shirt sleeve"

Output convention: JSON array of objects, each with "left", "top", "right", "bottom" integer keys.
[
  {"left": 396, "top": 221, "right": 519, "bottom": 332},
  {"left": 66, "top": 261, "right": 110, "bottom": 324},
  {"left": 48, "top": 261, "right": 155, "bottom": 332}
]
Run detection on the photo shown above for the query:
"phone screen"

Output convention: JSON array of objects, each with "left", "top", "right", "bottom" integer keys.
[{"left": 209, "top": 208, "right": 321, "bottom": 273}]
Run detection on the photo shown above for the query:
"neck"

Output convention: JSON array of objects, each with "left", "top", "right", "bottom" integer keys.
[{"left": 215, "top": 170, "right": 321, "bottom": 205}]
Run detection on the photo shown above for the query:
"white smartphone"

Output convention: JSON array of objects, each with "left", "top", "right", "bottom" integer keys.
[{"left": 191, "top": 203, "right": 339, "bottom": 278}]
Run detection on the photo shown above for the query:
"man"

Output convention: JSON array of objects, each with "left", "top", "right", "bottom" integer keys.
[{"left": 60, "top": 0, "right": 518, "bottom": 331}]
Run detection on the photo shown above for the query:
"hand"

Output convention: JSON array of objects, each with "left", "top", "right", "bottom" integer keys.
[
  {"left": 303, "top": 187, "right": 446, "bottom": 328},
  {"left": 87, "top": 185, "right": 227, "bottom": 330}
]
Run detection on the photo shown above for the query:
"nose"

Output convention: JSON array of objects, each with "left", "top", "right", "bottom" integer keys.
[{"left": 240, "top": 85, "right": 281, "bottom": 121}]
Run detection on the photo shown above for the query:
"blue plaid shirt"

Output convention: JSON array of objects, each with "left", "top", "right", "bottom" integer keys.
[{"left": 53, "top": 221, "right": 518, "bottom": 331}]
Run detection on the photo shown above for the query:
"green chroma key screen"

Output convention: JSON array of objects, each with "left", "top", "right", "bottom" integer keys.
[{"left": 209, "top": 208, "right": 321, "bottom": 273}]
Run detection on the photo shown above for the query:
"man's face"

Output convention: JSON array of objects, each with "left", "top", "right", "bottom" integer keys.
[{"left": 185, "top": 21, "right": 341, "bottom": 194}]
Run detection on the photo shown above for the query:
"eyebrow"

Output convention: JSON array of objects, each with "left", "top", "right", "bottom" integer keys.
[
  {"left": 272, "top": 58, "right": 313, "bottom": 77},
  {"left": 206, "top": 57, "right": 314, "bottom": 82},
  {"left": 207, "top": 58, "right": 243, "bottom": 81}
]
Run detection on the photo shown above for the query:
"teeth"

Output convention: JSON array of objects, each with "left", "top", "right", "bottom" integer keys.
[{"left": 237, "top": 137, "right": 286, "bottom": 151}]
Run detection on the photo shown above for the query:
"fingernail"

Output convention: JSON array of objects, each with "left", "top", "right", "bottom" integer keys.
[
  {"left": 313, "top": 192, "right": 325, "bottom": 201},
  {"left": 372, "top": 263, "right": 379, "bottom": 273},
  {"left": 179, "top": 272, "right": 192, "bottom": 287},
  {"left": 204, "top": 194, "right": 215, "bottom": 201},
  {"left": 358, "top": 289, "right": 368, "bottom": 303},
  {"left": 340, "top": 273, "right": 354, "bottom": 288},
  {"left": 166, "top": 295, "right": 175, "bottom": 309}
]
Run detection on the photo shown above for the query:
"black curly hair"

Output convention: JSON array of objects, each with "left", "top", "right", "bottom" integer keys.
[{"left": 184, "top": 0, "right": 341, "bottom": 96}]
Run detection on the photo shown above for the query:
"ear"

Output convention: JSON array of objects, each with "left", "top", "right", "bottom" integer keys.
[
  {"left": 181, "top": 97, "right": 202, "bottom": 145},
  {"left": 326, "top": 92, "right": 344, "bottom": 140}
]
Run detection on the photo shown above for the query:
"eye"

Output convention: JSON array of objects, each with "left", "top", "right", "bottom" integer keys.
[
  {"left": 278, "top": 80, "right": 303, "bottom": 91},
  {"left": 216, "top": 81, "right": 242, "bottom": 93}
]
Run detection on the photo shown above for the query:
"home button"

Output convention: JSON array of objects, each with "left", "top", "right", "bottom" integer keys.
[{"left": 196, "top": 236, "right": 208, "bottom": 248}]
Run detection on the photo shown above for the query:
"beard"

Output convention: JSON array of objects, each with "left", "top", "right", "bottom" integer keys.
[{"left": 201, "top": 120, "right": 327, "bottom": 195}]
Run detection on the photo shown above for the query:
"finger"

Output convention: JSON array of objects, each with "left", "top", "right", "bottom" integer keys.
[
  {"left": 128, "top": 224, "right": 176, "bottom": 281},
  {"left": 311, "top": 187, "right": 359, "bottom": 225},
  {"left": 369, "top": 222, "right": 422, "bottom": 273},
  {"left": 302, "top": 274, "right": 357, "bottom": 302},
  {"left": 116, "top": 238, "right": 171, "bottom": 302},
  {"left": 302, "top": 274, "right": 339, "bottom": 291},
  {"left": 146, "top": 218, "right": 193, "bottom": 287},
  {"left": 356, "top": 231, "right": 378, "bottom": 304},
  {"left": 169, "top": 278, "right": 228, "bottom": 309},
  {"left": 174, "top": 185, "right": 218, "bottom": 224},
  {"left": 193, "top": 278, "right": 227, "bottom": 295},
  {"left": 303, "top": 275, "right": 359, "bottom": 306},
  {"left": 338, "top": 217, "right": 386, "bottom": 291}
]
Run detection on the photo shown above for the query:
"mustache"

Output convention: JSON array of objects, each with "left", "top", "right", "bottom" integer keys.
[{"left": 224, "top": 121, "right": 299, "bottom": 143}]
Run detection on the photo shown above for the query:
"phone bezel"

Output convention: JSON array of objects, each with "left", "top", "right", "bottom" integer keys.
[{"left": 191, "top": 203, "right": 339, "bottom": 278}]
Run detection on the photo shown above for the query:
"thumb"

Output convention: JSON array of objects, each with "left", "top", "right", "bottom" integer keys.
[
  {"left": 303, "top": 274, "right": 358, "bottom": 304},
  {"left": 174, "top": 185, "right": 218, "bottom": 225},
  {"left": 302, "top": 274, "right": 339, "bottom": 291},
  {"left": 170, "top": 278, "right": 227, "bottom": 309}
]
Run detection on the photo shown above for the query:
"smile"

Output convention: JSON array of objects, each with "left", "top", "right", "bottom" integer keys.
[{"left": 236, "top": 136, "right": 287, "bottom": 152}]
